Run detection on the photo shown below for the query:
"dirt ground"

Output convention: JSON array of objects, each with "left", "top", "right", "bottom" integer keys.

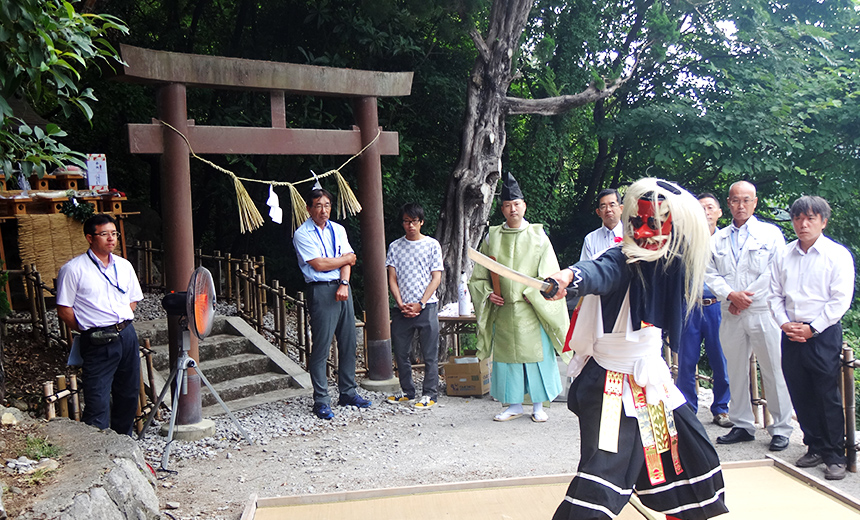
[{"left": 3, "top": 322, "right": 860, "bottom": 520}]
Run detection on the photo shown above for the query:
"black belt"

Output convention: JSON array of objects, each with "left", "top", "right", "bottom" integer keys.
[
  {"left": 83, "top": 319, "right": 132, "bottom": 335},
  {"left": 701, "top": 298, "right": 718, "bottom": 306},
  {"left": 309, "top": 280, "right": 341, "bottom": 286}
]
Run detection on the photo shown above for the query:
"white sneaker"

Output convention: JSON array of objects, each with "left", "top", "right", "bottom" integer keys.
[
  {"left": 414, "top": 395, "right": 436, "bottom": 409},
  {"left": 386, "top": 392, "right": 413, "bottom": 404}
]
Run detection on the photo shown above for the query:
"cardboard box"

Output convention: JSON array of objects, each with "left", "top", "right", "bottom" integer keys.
[{"left": 444, "top": 356, "right": 491, "bottom": 396}]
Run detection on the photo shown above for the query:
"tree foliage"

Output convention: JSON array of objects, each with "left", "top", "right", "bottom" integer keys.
[
  {"left": 0, "top": 0, "right": 128, "bottom": 177},
  {"left": 31, "top": 0, "right": 860, "bottom": 307}
]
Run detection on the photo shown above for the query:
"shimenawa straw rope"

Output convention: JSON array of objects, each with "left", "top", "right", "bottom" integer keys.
[{"left": 157, "top": 121, "right": 378, "bottom": 234}]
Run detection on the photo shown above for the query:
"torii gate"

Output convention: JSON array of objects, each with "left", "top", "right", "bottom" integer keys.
[{"left": 116, "top": 45, "right": 411, "bottom": 435}]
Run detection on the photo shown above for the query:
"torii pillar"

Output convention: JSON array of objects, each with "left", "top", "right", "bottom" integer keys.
[{"left": 116, "top": 45, "right": 411, "bottom": 437}]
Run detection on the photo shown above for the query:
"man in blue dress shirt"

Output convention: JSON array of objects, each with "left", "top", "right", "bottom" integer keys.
[{"left": 293, "top": 186, "right": 371, "bottom": 419}]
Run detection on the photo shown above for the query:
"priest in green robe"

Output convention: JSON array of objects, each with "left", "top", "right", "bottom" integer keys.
[{"left": 468, "top": 172, "right": 571, "bottom": 422}]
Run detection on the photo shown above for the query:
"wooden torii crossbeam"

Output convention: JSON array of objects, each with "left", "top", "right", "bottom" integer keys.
[{"left": 115, "top": 44, "right": 412, "bottom": 429}]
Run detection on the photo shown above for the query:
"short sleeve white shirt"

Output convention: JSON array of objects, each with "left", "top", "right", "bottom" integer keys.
[{"left": 56, "top": 251, "right": 143, "bottom": 330}]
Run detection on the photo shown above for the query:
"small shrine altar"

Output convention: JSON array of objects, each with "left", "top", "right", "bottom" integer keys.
[{"left": 0, "top": 171, "right": 132, "bottom": 306}]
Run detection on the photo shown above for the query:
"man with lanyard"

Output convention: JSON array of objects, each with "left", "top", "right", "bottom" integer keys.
[
  {"left": 56, "top": 214, "right": 143, "bottom": 435},
  {"left": 704, "top": 180, "right": 793, "bottom": 451},
  {"left": 675, "top": 193, "right": 732, "bottom": 428},
  {"left": 293, "top": 185, "right": 371, "bottom": 420},
  {"left": 769, "top": 195, "right": 854, "bottom": 480},
  {"left": 580, "top": 188, "right": 624, "bottom": 261}
]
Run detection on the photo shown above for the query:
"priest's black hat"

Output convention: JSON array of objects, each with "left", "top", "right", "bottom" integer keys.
[{"left": 500, "top": 172, "right": 524, "bottom": 201}]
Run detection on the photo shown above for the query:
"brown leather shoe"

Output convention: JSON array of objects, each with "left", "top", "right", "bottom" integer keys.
[
  {"left": 825, "top": 463, "right": 847, "bottom": 480},
  {"left": 712, "top": 413, "right": 734, "bottom": 428}
]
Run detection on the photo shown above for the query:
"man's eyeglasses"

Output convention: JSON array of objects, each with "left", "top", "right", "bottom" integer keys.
[
  {"left": 728, "top": 198, "right": 755, "bottom": 206},
  {"left": 598, "top": 202, "right": 619, "bottom": 211},
  {"left": 311, "top": 203, "right": 332, "bottom": 210},
  {"left": 91, "top": 231, "right": 121, "bottom": 238},
  {"left": 402, "top": 219, "right": 422, "bottom": 226}
]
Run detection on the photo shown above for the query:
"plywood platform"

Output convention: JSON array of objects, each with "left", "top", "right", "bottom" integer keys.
[{"left": 242, "top": 458, "right": 860, "bottom": 520}]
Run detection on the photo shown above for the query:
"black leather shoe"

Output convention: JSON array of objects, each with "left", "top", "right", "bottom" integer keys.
[
  {"left": 716, "top": 427, "right": 755, "bottom": 444},
  {"left": 825, "top": 463, "right": 847, "bottom": 480},
  {"left": 796, "top": 452, "right": 824, "bottom": 468},
  {"left": 769, "top": 435, "right": 789, "bottom": 451}
]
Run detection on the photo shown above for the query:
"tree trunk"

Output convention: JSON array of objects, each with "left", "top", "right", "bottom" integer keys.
[
  {"left": 435, "top": 0, "right": 532, "bottom": 304},
  {"left": 436, "top": 0, "right": 639, "bottom": 304}
]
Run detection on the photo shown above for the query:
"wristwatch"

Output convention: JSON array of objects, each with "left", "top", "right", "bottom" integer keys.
[
  {"left": 340, "top": 279, "right": 349, "bottom": 286},
  {"left": 420, "top": 301, "right": 426, "bottom": 310},
  {"left": 809, "top": 324, "right": 819, "bottom": 338}
]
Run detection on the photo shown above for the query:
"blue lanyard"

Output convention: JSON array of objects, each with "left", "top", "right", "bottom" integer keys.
[
  {"left": 87, "top": 250, "right": 126, "bottom": 294},
  {"left": 313, "top": 222, "right": 338, "bottom": 258}
]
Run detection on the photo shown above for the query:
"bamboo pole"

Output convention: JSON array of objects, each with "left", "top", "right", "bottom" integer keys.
[
  {"left": 278, "top": 285, "right": 288, "bottom": 353},
  {"left": 255, "top": 274, "right": 264, "bottom": 332},
  {"left": 56, "top": 375, "right": 69, "bottom": 418},
  {"left": 45, "top": 389, "right": 71, "bottom": 403},
  {"left": 69, "top": 375, "right": 80, "bottom": 421},
  {"left": 226, "top": 253, "right": 233, "bottom": 301},
  {"left": 843, "top": 344, "right": 856, "bottom": 473},
  {"left": 214, "top": 250, "right": 223, "bottom": 296},
  {"left": 749, "top": 353, "right": 761, "bottom": 426},
  {"left": 272, "top": 279, "right": 281, "bottom": 345},
  {"left": 145, "top": 240, "right": 153, "bottom": 289},
  {"left": 137, "top": 365, "right": 147, "bottom": 433},
  {"left": 298, "top": 292, "right": 307, "bottom": 367},
  {"left": 259, "top": 256, "right": 267, "bottom": 312},
  {"left": 33, "top": 267, "right": 49, "bottom": 343},
  {"left": 24, "top": 265, "right": 38, "bottom": 340},
  {"left": 44, "top": 381, "right": 55, "bottom": 420}
]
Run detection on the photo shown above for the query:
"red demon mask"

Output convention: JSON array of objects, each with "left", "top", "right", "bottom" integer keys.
[{"left": 630, "top": 198, "right": 672, "bottom": 250}]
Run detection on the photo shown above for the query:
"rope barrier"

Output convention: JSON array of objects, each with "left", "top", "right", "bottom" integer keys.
[{"left": 157, "top": 120, "right": 376, "bottom": 234}]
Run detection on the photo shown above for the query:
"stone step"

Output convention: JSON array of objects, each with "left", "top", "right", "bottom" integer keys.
[
  {"left": 195, "top": 352, "right": 279, "bottom": 385},
  {"left": 138, "top": 316, "right": 313, "bottom": 418},
  {"left": 148, "top": 334, "right": 251, "bottom": 371},
  {"left": 135, "top": 317, "right": 232, "bottom": 346},
  {"left": 199, "top": 372, "right": 297, "bottom": 407},
  {"left": 201, "top": 387, "right": 308, "bottom": 417}
]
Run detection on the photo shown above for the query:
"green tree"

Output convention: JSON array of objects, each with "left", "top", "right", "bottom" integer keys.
[{"left": 0, "top": 0, "right": 127, "bottom": 177}]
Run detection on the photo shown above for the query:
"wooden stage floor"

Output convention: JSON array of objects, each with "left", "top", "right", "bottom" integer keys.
[{"left": 243, "top": 459, "right": 860, "bottom": 520}]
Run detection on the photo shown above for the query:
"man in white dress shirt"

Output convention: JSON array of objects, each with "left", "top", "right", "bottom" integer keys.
[
  {"left": 56, "top": 214, "right": 143, "bottom": 435},
  {"left": 769, "top": 195, "right": 854, "bottom": 480},
  {"left": 580, "top": 188, "right": 624, "bottom": 261},
  {"left": 704, "top": 180, "right": 793, "bottom": 451}
]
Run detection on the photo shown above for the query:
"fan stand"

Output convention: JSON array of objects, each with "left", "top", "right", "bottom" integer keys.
[{"left": 139, "top": 325, "right": 253, "bottom": 470}]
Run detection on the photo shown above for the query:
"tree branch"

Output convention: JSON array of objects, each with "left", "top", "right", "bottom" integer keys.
[
  {"left": 470, "top": 27, "right": 491, "bottom": 63},
  {"left": 504, "top": 80, "right": 626, "bottom": 116}
]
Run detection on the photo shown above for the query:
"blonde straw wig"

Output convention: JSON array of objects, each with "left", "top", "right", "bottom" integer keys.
[{"left": 620, "top": 178, "right": 710, "bottom": 315}]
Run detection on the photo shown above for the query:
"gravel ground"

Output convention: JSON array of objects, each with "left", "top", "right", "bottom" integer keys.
[
  {"left": 136, "top": 380, "right": 860, "bottom": 520},
  {"left": 9, "top": 294, "right": 860, "bottom": 519}
]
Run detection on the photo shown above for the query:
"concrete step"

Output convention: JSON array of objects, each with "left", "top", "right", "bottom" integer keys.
[
  {"left": 135, "top": 317, "right": 233, "bottom": 346},
  {"left": 201, "top": 387, "right": 308, "bottom": 417},
  {"left": 139, "top": 316, "right": 313, "bottom": 418},
  {"left": 200, "top": 372, "right": 296, "bottom": 407},
  {"left": 195, "top": 353, "right": 279, "bottom": 385},
  {"left": 148, "top": 334, "right": 251, "bottom": 372}
]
